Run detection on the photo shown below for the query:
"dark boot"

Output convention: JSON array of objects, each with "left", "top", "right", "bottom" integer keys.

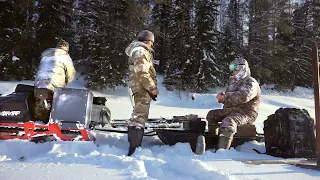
[
  {"left": 127, "top": 126, "right": 144, "bottom": 156},
  {"left": 217, "top": 131, "right": 234, "bottom": 149}
]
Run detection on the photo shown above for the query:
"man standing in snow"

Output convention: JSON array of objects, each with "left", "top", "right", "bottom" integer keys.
[
  {"left": 206, "top": 57, "right": 261, "bottom": 150},
  {"left": 34, "top": 40, "right": 76, "bottom": 122},
  {"left": 125, "top": 30, "right": 159, "bottom": 156}
]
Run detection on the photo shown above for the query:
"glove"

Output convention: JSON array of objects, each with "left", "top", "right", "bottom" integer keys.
[{"left": 148, "top": 91, "right": 157, "bottom": 101}]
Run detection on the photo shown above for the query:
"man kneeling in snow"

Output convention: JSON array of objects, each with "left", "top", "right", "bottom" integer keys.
[
  {"left": 206, "top": 57, "right": 261, "bottom": 150},
  {"left": 33, "top": 40, "right": 76, "bottom": 122}
]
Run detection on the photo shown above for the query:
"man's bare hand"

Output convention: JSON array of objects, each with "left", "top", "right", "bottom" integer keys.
[
  {"left": 216, "top": 92, "right": 225, "bottom": 103},
  {"left": 151, "top": 89, "right": 159, "bottom": 96}
]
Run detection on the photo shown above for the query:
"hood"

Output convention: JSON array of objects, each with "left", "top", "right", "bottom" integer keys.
[
  {"left": 230, "top": 57, "right": 251, "bottom": 80},
  {"left": 125, "top": 40, "right": 154, "bottom": 57},
  {"left": 41, "top": 48, "right": 68, "bottom": 58}
]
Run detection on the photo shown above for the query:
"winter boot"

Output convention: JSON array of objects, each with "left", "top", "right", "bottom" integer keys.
[
  {"left": 217, "top": 131, "right": 234, "bottom": 150},
  {"left": 127, "top": 126, "right": 144, "bottom": 156}
]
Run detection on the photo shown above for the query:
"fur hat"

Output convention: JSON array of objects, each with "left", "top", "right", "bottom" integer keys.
[
  {"left": 56, "top": 40, "right": 69, "bottom": 52},
  {"left": 137, "top": 30, "right": 154, "bottom": 42}
]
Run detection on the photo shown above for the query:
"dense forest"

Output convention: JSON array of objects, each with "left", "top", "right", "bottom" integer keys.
[{"left": 0, "top": 0, "right": 319, "bottom": 92}]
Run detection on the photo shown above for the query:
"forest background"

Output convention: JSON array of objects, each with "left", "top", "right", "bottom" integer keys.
[{"left": 0, "top": 0, "right": 319, "bottom": 93}]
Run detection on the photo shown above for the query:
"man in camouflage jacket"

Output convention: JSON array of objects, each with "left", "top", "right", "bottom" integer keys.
[
  {"left": 33, "top": 40, "right": 76, "bottom": 123},
  {"left": 34, "top": 40, "right": 75, "bottom": 91},
  {"left": 125, "top": 30, "right": 159, "bottom": 156},
  {"left": 206, "top": 57, "right": 261, "bottom": 150}
]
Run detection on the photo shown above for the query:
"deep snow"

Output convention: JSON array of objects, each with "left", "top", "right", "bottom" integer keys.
[{"left": 0, "top": 76, "right": 319, "bottom": 180}]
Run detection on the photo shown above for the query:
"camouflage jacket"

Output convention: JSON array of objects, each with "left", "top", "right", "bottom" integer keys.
[
  {"left": 223, "top": 58, "right": 261, "bottom": 117},
  {"left": 125, "top": 41, "right": 157, "bottom": 94},
  {"left": 34, "top": 48, "right": 76, "bottom": 91}
]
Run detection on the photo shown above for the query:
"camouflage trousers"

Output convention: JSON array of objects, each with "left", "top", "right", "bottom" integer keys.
[
  {"left": 130, "top": 90, "right": 151, "bottom": 127},
  {"left": 206, "top": 108, "right": 257, "bottom": 134}
]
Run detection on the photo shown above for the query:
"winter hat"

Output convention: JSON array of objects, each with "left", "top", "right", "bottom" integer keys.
[
  {"left": 229, "top": 57, "right": 251, "bottom": 79},
  {"left": 56, "top": 40, "right": 70, "bottom": 52},
  {"left": 229, "top": 57, "right": 248, "bottom": 72},
  {"left": 137, "top": 30, "right": 155, "bottom": 42}
]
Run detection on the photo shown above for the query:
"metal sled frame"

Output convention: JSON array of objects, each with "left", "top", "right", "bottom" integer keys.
[{"left": 0, "top": 121, "right": 91, "bottom": 142}]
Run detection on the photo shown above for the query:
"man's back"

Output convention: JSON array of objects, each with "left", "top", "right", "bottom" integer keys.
[{"left": 34, "top": 48, "right": 75, "bottom": 91}]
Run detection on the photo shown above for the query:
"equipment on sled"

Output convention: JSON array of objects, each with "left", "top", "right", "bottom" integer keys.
[
  {"left": 154, "top": 118, "right": 262, "bottom": 153},
  {"left": 96, "top": 114, "right": 263, "bottom": 153}
]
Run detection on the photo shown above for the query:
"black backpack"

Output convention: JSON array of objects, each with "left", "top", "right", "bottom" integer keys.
[{"left": 263, "top": 108, "right": 316, "bottom": 158}]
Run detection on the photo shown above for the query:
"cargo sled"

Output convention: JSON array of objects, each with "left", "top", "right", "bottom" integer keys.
[
  {"left": 0, "top": 84, "right": 262, "bottom": 152},
  {"left": 153, "top": 117, "right": 263, "bottom": 152}
]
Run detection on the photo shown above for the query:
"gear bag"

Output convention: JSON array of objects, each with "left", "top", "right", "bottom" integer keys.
[{"left": 263, "top": 108, "right": 316, "bottom": 158}]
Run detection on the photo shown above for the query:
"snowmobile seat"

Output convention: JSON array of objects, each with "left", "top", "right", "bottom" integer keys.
[
  {"left": 236, "top": 124, "right": 256, "bottom": 137},
  {"left": 15, "top": 84, "right": 35, "bottom": 94}
]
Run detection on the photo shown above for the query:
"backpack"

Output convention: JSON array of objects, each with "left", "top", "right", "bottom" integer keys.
[{"left": 263, "top": 108, "right": 316, "bottom": 158}]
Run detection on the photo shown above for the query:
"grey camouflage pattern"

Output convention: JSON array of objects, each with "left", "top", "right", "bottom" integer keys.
[
  {"left": 206, "top": 57, "right": 261, "bottom": 133},
  {"left": 264, "top": 108, "right": 316, "bottom": 158},
  {"left": 206, "top": 108, "right": 258, "bottom": 133}
]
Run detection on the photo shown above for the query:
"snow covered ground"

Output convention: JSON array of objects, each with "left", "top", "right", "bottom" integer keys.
[{"left": 0, "top": 76, "right": 319, "bottom": 180}]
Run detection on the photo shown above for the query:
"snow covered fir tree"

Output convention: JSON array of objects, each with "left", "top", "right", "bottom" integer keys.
[{"left": 0, "top": 0, "right": 319, "bottom": 92}]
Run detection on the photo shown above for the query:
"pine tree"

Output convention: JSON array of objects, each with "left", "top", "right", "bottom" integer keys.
[
  {"left": 290, "top": 0, "right": 320, "bottom": 89},
  {"left": 270, "top": 0, "right": 296, "bottom": 89},
  {"left": 193, "top": 0, "right": 221, "bottom": 92},
  {"left": 1, "top": 0, "right": 319, "bottom": 91},
  {"left": 35, "top": 0, "right": 73, "bottom": 60},
  {"left": 155, "top": 0, "right": 190, "bottom": 90},
  {"left": 0, "top": 0, "right": 37, "bottom": 80},
  {"left": 216, "top": 27, "right": 237, "bottom": 85},
  {"left": 76, "top": 0, "right": 149, "bottom": 90},
  {"left": 247, "top": 0, "right": 273, "bottom": 85},
  {"left": 151, "top": 0, "right": 172, "bottom": 74},
  {"left": 225, "top": 0, "right": 244, "bottom": 54}
]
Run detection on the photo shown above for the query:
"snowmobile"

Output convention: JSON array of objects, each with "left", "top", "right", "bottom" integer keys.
[
  {"left": 0, "top": 84, "right": 263, "bottom": 151},
  {"left": 0, "top": 84, "right": 107, "bottom": 142}
]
